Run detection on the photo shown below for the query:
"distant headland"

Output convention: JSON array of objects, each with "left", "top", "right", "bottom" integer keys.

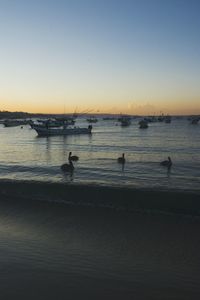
[
  {"left": 0, "top": 110, "right": 199, "bottom": 120},
  {"left": 0, "top": 110, "right": 41, "bottom": 119},
  {"left": 0, "top": 110, "right": 73, "bottom": 120}
]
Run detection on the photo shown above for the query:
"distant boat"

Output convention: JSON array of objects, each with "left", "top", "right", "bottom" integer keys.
[
  {"left": 190, "top": 117, "right": 199, "bottom": 125},
  {"left": 118, "top": 116, "right": 131, "bottom": 127},
  {"left": 32, "top": 125, "right": 93, "bottom": 136},
  {"left": 144, "top": 116, "right": 157, "bottom": 123},
  {"left": 157, "top": 114, "right": 165, "bottom": 122},
  {"left": 103, "top": 117, "right": 117, "bottom": 121},
  {"left": 139, "top": 119, "right": 148, "bottom": 129},
  {"left": 55, "top": 117, "right": 76, "bottom": 126},
  {"left": 86, "top": 117, "right": 98, "bottom": 123},
  {"left": 3, "top": 119, "right": 29, "bottom": 127},
  {"left": 165, "top": 116, "right": 172, "bottom": 123}
]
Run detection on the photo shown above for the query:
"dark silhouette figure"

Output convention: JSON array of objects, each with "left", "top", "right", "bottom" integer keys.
[
  {"left": 61, "top": 160, "right": 74, "bottom": 172},
  {"left": 160, "top": 156, "right": 172, "bottom": 168},
  {"left": 68, "top": 151, "right": 79, "bottom": 161},
  {"left": 118, "top": 153, "right": 125, "bottom": 164},
  {"left": 88, "top": 125, "right": 93, "bottom": 132}
]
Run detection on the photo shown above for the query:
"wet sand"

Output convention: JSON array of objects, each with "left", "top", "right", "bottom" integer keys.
[
  {"left": 1, "top": 180, "right": 200, "bottom": 215},
  {"left": 0, "top": 180, "right": 200, "bottom": 299}
]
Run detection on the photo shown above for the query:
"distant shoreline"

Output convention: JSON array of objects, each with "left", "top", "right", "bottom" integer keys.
[{"left": 1, "top": 110, "right": 200, "bottom": 120}]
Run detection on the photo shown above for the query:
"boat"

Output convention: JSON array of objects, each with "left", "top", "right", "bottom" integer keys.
[
  {"left": 144, "top": 116, "right": 157, "bottom": 123},
  {"left": 157, "top": 114, "right": 165, "bottom": 122},
  {"left": 118, "top": 116, "right": 131, "bottom": 127},
  {"left": 86, "top": 117, "right": 98, "bottom": 123},
  {"left": 55, "top": 117, "right": 76, "bottom": 126},
  {"left": 102, "top": 117, "right": 117, "bottom": 121},
  {"left": 30, "top": 119, "right": 63, "bottom": 129},
  {"left": 32, "top": 124, "right": 93, "bottom": 136},
  {"left": 165, "top": 116, "right": 172, "bottom": 123},
  {"left": 190, "top": 117, "right": 199, "bottom": 124},
  {"left": 139, "top": 119, "right": 148, "bottom": 129},
  {"left": 3, "top": 119, "right": 29, "bottom": 127}
]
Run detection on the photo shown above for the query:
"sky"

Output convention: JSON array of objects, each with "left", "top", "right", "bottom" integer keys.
[{"left": 0, "top": 0, "right": 200, "bottom": 115}]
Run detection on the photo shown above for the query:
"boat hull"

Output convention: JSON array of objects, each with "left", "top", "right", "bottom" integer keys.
[{"left": 33, "top": 126, "right": 92, "bottom": 136}]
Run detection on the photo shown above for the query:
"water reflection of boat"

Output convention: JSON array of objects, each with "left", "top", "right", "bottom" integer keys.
[{"left": 33, "top": 125, "right": 93, "bottom": 136}]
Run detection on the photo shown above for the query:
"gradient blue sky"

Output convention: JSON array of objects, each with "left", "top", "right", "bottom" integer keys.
[{"left": 0, "top": 0, "right": 200, "bottom": 114}]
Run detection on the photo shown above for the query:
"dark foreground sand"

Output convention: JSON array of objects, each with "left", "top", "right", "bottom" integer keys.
[
  {"left": 1, "top": 180, "right": 200, "bottom": 215},
  {"left": 0, "top": 180, "right": 200, "bottom": 299}
]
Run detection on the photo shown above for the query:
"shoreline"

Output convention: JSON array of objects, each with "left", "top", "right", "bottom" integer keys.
[{"left": 0, "top": 179, "right": 200, "bottom": 216}]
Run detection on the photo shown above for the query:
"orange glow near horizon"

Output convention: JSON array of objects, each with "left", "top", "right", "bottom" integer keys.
[{"left": 1, "top": 96, "right": 200, "bottom": 115}]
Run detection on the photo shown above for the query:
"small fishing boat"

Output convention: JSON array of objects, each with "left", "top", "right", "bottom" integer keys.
[
  {"left": 118, "top": 116, "right": 131, "bottom": 127},
  {"left": 139, "top": 119, "right": 148, "bottom": 129},
  {"left": 32, "top": 124, "right": 92, "bottom": 136},
  {"left": 190, "top": 117, "right": 199, "bottom": 125},
  {"left": 86, "top": 117, "right": 98, "bottom": 123},
  {"left": 165, "top": 116, "right": 172, "bottom": 123},
  {"left": 3, "top": 119, "right": 29, "bottom": 127}
]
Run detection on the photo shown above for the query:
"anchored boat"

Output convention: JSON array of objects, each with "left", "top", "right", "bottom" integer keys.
[{"left": 32, "top": 125, "right": 92, "bottom": 136}]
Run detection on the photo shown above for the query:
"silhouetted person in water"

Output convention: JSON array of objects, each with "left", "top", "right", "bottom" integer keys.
[
  {"left": 160, "top": 156, "right": 172, "bottom": 168},
  {"left": 118, "top": 153, "right": 125, "bottom": 164}
]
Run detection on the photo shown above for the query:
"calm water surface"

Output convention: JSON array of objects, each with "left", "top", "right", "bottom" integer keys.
[{"left": 0, "top": 117, "right": 200, "bottom": 191}]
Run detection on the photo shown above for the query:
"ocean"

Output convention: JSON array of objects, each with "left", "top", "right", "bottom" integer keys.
[
  {"left": 0, "top": 116, "right": 200, "bottom": 299},
  {"left": 0, "top": 116, "right": 200, "bottom": 191}
]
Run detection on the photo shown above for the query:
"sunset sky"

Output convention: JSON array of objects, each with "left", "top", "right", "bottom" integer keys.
[{"left": 0, "top": 0, "right": 200, "bottom": 115}]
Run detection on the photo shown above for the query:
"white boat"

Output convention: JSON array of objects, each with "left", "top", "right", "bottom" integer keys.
[{"left": 32, "top": 125, "right": 92, "bottom": 136}]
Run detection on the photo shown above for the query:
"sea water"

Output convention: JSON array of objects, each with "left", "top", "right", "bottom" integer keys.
[
  {"left": 1, "top": 117, "right": 200, "bottom": 300},
  {"left": 0, "top": 116, "right": 199, "bottom": 191}
]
